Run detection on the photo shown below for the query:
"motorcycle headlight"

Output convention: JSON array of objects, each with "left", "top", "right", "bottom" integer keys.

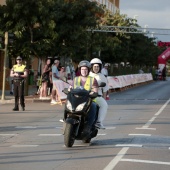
[
  {"left": 76, "top": 102, "right": 86, "bottom": 111},
  {"left": 66, "top": 100, "right": 72, "bottom": 110}
]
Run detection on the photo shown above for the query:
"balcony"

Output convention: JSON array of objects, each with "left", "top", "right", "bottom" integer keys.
[{"left": 90, "top": 0, "right": 119, "bottom": 14}]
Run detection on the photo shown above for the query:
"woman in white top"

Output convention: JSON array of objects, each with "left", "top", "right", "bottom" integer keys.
[{"left": 89, "top": 58, "right": 109, "bottom": 129}]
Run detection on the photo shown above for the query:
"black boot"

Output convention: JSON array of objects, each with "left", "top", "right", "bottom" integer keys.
[
  {"left": 21, "top": 103, "right": 25, "bottom": 111},
  {"left": 13, "top": 106, "right": 19, "bottom": 111}
]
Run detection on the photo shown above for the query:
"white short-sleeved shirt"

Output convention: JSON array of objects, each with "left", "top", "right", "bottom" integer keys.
[{"left": 89, "top": 72, "right": 109, "bottom": 95}]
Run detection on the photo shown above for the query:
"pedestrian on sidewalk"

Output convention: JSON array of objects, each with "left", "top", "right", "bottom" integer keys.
[
  {"left": 10, "top": 56, "right": 28, "bottom": 111},
  {"left": 51, "top": 59, "right": 60, "bottom": 104},
  {"left": 39, "top": 58, "right": 51, "bottom": 99}
]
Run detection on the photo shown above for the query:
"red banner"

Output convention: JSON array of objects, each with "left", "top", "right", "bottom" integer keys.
[{"left": 157, "top": 41, "right": 170, "bottom": 47}]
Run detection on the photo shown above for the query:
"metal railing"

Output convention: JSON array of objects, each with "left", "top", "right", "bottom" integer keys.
[{"left": 88, "top": 26, "right": 170, "bottom": 35}]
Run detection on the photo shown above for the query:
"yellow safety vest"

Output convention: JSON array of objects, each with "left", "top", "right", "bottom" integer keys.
[
  {"left": 74, "top": 76, "right": 94, "bottom": 90},
  {"left": 74, "top": 76, "right": 96, "bottom": 102},
  {"left": 13, "top": 64, "right": 26, "bottom": 80}
]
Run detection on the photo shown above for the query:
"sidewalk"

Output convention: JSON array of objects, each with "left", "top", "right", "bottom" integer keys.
[{"left": 0, "top": 85, "right": 51, "bottom": 104}]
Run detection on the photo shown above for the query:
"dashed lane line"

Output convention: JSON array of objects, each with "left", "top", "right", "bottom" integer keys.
[
  {"left": 129, "top": 134, "right": 151, "bottom": 136},
  {"left": 136, "top": 127, "right": 156, "bottom": 130},
  {"left": 15, "top": 126, "right": 37, "bottom": 129},
  {"left": 121, "top": 158, "right": 170, "bottom": 165},
  {"left": 11, "top": 145, "right": 39, "bottom": 147},
  {"left": 0, "top": 134, "right": 18, "bottom": 136},
  {"left": 38, "top": 134, "right": 62, "bottom": 136},
  {"left": 103, "top": 147, "right": 129, "bottom": 170},
  {"left": 115, "top": 144, "right": 142, "bottom": 147}
]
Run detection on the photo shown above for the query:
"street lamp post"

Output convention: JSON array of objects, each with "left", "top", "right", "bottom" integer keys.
[{"left": 1, "top": 32, "right": 8, "bottom": 100}]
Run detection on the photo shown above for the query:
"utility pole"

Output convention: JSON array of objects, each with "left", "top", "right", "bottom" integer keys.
[{"left": 1, "top": 32, "right": 8, "bottom": 100}]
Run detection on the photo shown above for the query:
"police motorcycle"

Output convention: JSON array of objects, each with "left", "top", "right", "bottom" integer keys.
[{"left": 62, "top": 82, "right": 106, "bottom": 147}]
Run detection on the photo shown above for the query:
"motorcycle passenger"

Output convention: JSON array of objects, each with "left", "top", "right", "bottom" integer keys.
[
  {"left": 73, "top": 60, "right": 98, "bottom": 138},
  {"left": 89, "top": 58, "right": 109, "bottom": 129}
]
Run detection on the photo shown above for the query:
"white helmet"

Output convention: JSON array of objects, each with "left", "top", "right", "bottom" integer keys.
[{"left": 90, "top": 58, "right": 102, "bottom": 65}]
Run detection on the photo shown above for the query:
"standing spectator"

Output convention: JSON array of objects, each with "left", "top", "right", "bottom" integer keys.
[
  {"left": 40, "top": 59, "right": 51, "bottom": 99},
  {"left": 10, "top": 56, "right": 28, "bottom": 111},
  {"left": 51, "top": 59, "right": 60, "bottom": 104},
  {"left": 101, "top": 63, "right": 109, "bottom": 77},
  {"left": 59, "top": 66, "right": 67, "bottom": 81},
  {"left": 158, "top": 68, "right": 162, "bottom": 80},
  {"left": 75, "top": 66, "right": 81, "bottom": 76},
  {"left": 162, "top": 66, "right": 166, "bottom": 81},
  {"left": 155, "top": 67, "right": 159, "bottom": 80},
  {"left": 139, "top": 68, "right": 144, "bottom": 74},
  {"left": 101, "top": 63, "right": 109, "bottom": 100}
]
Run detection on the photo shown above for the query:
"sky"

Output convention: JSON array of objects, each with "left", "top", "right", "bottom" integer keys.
[{"left": 120, "top": 0, "right": 170, "bottom": 42}]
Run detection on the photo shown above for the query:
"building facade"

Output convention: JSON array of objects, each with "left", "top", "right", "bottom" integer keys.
[{"left": 91, "top": 0, "right": 119, "bottom": 13}]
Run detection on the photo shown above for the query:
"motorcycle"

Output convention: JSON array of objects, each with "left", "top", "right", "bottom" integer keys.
[{"left": 62, "top": 82, "right": 106, "bottom": 147}]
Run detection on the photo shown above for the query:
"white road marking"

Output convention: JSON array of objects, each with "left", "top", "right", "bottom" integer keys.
[
  {"left": 38, "top": 134, "right": 62, "bottom": 136},
  {"left": 138, "top": 98, "right": 170, "bottom": 129},
  {"left": 105, "top": 127, "right": 116, "bottom": 130},
  {"left": 155, "top": 98, "right": 170, "bottom": 116},
  {"left": 0, "top": 134, "right": 18, "bottom": 136},
  {"left": 115, "top": 144, "right": 142, "bottom": 147},
  {"left": 97, "top": 134, "right": 106, "bottom": 136},
  {"left": 62, "top": 143, "right": 90, "bottom": 147},
  {"left": 121, "top": 158, "right": 170, "bottom": 165},
  {"left": 15, "top": 126, "right": 37, "bottom": 129},
  {"left": 129, "top": 134, "right": 151, "bottom": 136},
  {"left": 136, "top": 127, "right": 156, "bottom": 130},
  {"left": 144, "top": 116, "right": 157, "bottom": 128},
  {"left": 11, "top": 145, "right": 39, "bottom": 147},
  {"left": 103, "top": 147, "right": 129, "bottom": 170}
]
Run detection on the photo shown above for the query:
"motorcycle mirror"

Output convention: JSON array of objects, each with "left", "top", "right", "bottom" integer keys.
[
  {"left": 62, "top": 88, "right": 69, "bottom": 94},
  {"left": 99, "top": 82, "right": 106, "bottom": 87}
]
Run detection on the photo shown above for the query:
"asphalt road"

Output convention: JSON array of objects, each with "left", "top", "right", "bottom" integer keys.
[{"left": 0, "top": 79, "right": 170, "bottom": 170}]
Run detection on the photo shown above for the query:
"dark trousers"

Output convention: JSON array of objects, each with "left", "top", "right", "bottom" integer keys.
[
  {"left": 87, "top": 102, "right": 97, "bottom": 127},
  {"left": 13, "top": 80, "right": 25, "bottom": 108}
]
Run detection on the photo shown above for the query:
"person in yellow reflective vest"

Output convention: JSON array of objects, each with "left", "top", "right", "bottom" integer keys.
[
  {"left": 10, "top": 56, "right": 28, "bottom": 111},
  {"left": 73, "top": 60, "right": 98, "bottom": 138}
]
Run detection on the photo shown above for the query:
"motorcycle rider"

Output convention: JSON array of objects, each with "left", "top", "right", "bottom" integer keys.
[
  {"left": 89, "top": 58, "right": 109, "bottom": 129},
  {"left": 73, "top": 60, "right": 98, "bottom": 139}
]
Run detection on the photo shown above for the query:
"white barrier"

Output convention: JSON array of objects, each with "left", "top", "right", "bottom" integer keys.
[
  {"left": 53, "top": 74, "right": 153, "bottom": 100},
  {"left": 107, "top": 73, "right": 153, "bottom": 90},
  {"left": 53, "top": 80, "right": 73, "bottom": 100}
]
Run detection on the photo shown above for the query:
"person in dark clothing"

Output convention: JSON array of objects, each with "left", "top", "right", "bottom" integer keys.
[
  {"left": 162, "top": 66, "right": 166, "bottom": 81},
  {"left": 10, "top": 56, "right": 28, "bottom": 111}
]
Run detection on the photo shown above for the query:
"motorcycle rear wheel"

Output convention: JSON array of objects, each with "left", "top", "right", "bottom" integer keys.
[{"left": 64, "top": 123, "right": 75, "bottom": 147}]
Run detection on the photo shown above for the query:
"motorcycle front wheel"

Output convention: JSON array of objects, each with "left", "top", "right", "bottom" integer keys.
[
  {"left": 82, "top": 138, "right": 91, "bottom": 143},
  {"left": 64, "top": 123, "right": 75, "bottom": 147}
]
